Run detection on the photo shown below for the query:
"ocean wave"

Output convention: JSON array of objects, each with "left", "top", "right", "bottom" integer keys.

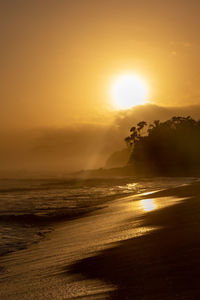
[
  {"left": 0, "top": 177, "right": 195, "bottom": 258},
  {"left": 0, "top": 177, "right": 140, "bottom": 193},
  {"left": 0, "top": 206, "right": 102, "bottom": 226},
  {"left": 0, "top": 224, "right": 52, "bottom": 257}
]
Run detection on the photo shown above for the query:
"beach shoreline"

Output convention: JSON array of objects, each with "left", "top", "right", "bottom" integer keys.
[
  {"left": 1, "top": 179, "right": 200, "bottom": 299},
  {"left": 69, "top": 180, "right": 200, "bottom": 299}
]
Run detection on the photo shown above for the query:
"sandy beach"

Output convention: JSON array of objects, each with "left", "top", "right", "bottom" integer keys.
[
  {"left": 2, "top": 0, "right": 200, "bottom": 299},
  {"left": 1, "top": 179, "right": 200, "bottom": 299}
]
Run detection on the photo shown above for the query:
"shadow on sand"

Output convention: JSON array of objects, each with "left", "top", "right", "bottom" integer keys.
[{"left": 66, "top": 182, "right": 200, "bottom": 299}]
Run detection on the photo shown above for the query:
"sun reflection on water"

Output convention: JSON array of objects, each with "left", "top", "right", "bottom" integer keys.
[{"left": 141, "top": 198, "right": 157, "bottom": 212}]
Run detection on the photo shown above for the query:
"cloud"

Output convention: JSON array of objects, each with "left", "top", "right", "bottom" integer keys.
[
  {"left": 114, "top": 104, "right": 200, "bottom": 130},
  {"left": 171, "top": 51, "right": 177, "bottom": 56}
]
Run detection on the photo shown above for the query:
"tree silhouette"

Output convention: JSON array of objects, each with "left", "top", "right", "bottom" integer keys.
[{"left": 125, "top": 116, "right": 200, "bottom": 175}]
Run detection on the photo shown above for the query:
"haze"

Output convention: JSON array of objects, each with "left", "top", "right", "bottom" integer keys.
[
  {"left": 2, "top": 3, "right": 200, "bottom": 299},
  {"left": 1, "top": 0, "right": 200, "bottom": 173}
]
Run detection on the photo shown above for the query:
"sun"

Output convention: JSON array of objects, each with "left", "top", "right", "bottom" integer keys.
[{"left": 111, "top": 73, "right": 149, "bottom": 109}]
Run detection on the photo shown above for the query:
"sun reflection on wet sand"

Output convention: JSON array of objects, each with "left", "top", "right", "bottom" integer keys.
[{"left": 141, "top": 198, "right": 157, "bottom": 212}]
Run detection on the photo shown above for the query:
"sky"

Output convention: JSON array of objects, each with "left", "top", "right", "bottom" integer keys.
[
  {"left": 1, "top": 0, "right": 200, "bottom": 130},
  {"left": 1, "top": 0, "right": 200, "bottom": 173}
]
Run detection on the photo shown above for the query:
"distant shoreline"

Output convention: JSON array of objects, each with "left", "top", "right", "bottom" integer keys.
[{"left": 73, "top": 165, "right": 200, "bottom": 179}]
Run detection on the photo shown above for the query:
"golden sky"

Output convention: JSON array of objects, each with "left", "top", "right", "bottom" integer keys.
[{"left": 1, "top": 0, "right": 200, "bottom": 129}]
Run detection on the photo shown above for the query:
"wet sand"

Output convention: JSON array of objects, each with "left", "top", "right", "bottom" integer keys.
[
  {"left": 69, "top": 181, "right": 200, "bottom": 299},
  {"left": 1, "top": 180, "right": 200, "bottom": 299}
]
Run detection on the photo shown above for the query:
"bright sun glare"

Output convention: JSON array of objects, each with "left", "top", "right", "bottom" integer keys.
[{"left": 111, "top": 74, "right": 149, "bottom": 109}]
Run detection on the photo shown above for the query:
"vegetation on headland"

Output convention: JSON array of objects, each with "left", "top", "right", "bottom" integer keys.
[
  {"left": 125, "top": 116, "right": 200, "bottom": 175},
  {"left": 75, "top": 116, "right": 200, "bottom": 178}
]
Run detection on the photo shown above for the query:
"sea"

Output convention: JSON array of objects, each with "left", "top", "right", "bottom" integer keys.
[{"left": 0, "top": 176, "right": 195, "bottom": 257}]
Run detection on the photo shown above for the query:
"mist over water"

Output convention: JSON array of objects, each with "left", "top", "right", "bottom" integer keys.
[{"left": 1, "top": 104, "right": 200, "bottom": 174}]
